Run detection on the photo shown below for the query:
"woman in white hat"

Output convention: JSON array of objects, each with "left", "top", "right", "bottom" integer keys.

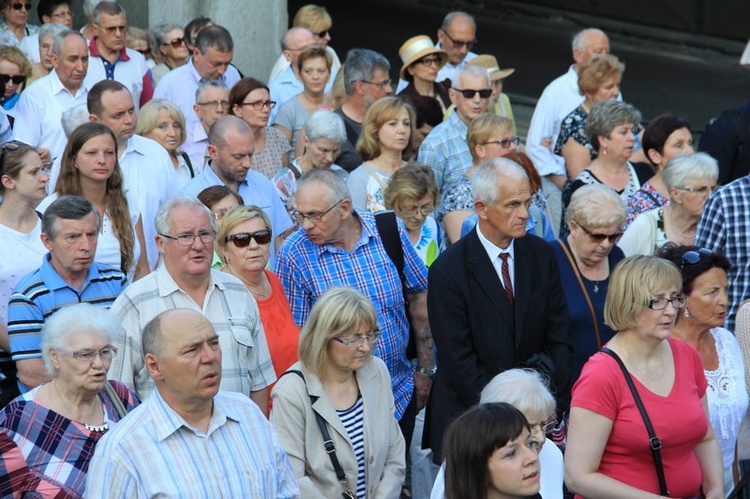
[{"left": 397, "top": 35, "right": 451, "bottom": 112}]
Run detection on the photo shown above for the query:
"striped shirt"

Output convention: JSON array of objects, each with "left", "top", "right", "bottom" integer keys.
[
  {"left": 273, "top": 212, "right": 428, "bottom": 419},
  {"left": 337, "top": 395, "right": 366, "bottom": 498},
  {"left": 7, "top": 256, "right": 127, "bottom": 391},
  {"left": 85, "top": 388, "right": 300, "bottom": 498}
]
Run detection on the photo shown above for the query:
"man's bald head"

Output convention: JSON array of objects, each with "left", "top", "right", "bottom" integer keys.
[
  {"left": 142, "top": 308, "right": 213, "bottom": 358},
  {"left": 572, "top": 28, "right": 610, "bottom": 67},
  {"left": 208, "top": 115, "right": 253, "bottom": 148},
  {"left": 282, "top": 27, "right": 315, "bottom": 65}
]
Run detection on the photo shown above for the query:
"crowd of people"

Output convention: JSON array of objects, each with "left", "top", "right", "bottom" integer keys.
[{"left": 0, "top": 1, "right": 748, "bottom": 498}]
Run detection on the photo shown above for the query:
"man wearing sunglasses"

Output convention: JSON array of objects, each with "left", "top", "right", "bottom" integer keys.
[
  {"left": 108, "top": 196, "right": 277, "bottom": 416},
  {"left": 418, "top": 64, "right": 491, "bottom": 195},
  {"left": 83, "top": 1, "right": 153, "bottom": 110}
]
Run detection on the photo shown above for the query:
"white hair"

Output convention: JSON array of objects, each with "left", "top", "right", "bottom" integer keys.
[
  {"left": 451, "top": 63, "right": 490, "bottom": 89},
  {"left": 480, "top": 368, "right": 556, "bottom": 421},
  {"left": 61, "top": 104, "right": 91, "bottom": 138}
]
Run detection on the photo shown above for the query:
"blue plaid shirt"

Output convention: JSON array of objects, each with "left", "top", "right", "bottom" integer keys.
[
  {"left": 273, "top": 212, "right": 428, "bottom": 419},
  {"left": 695, "top": 176, "right": 750, "bottom": 331},
  {"left": 418, "top": 110, "right": 473, "bottom": 195}
]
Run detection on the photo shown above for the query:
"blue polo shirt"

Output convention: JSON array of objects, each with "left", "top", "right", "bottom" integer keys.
[{"left": 7, "top": 255, "right": 127, "bottom": 392}]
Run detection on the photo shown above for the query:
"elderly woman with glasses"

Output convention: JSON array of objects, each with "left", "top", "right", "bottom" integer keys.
[
  {"left": 619, "top": 152, "right": 719, "bottom": 257},
  {"left": 657, "top": 245, "right": 748, "bottom": 494},
  {"left": 0, "top": 303, "right": 139, "bottom": 497},
  {"left": 230, "top": 77, "right": 291, "bottom": 179},
  {"left": 432, "top": 369, "right": 564, "bottom": 499},
  {"left": 272, "top": 287, "right": 406, "bottom": 498},
  {"left": 566, "top": 255, "right": 724, "bottom": 498},
  {"left": 552, "top": 184, "right": 626, "bottom": 397},
  {"left": 148, "top": 23, "right": 189, "bottom": 84},
  {"left": 217, "top": 205, "right": 298, "bottom": 413}
]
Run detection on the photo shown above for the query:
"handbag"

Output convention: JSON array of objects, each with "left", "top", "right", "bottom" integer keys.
[
  {"left": 557, "top": 238, "right": 602, "bottom": 348},
  {"left": 282, "top": 370, "right": 357, "bottom": 499},
  {"left": 600, "top": 347, "right": 669, "bottom": 496}
]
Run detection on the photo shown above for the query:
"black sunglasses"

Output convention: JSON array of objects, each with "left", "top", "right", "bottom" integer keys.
[
  {"left": 11, "top": 2, "right": 31, "bottom": 10},
  {"left": 681, "top": 248, "right": 712, "bottom": 269},
  {"left": 314, "top": 29, "right": 329, "bottom": 39},
  {"left": 225, "top": 229, "right": 272, "bottom": 247},
  {"left": 453, "top": 88, "right": 492, "bottom": 99},
  {"left": 0, "top": 74, "right": 25, "bottom": 86}
]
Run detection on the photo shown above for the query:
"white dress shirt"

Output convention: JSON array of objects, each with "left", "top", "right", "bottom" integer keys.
[{"left": 476, "top": 223, "right": 516, "bottom": 291}]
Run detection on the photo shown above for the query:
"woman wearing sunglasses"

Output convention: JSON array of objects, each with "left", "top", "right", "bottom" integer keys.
[
  {"left": 217, "top": 205, "right": 298, "bottom": 413},
  {"left": 657, "top": 245, "right": 747, "bottom": 495},
  {"left": 566, "top": 255, "right": 724, "bottom": 498},
  {"left": 148, "top": 23, "right": 189, "bottom": 84},
  {"left": 272, "top": 287, "right": 405, "bottom": 498},
  {"left": 0, "top": 45, "right": 29, "bottom": 120},
  {"left": 619, "top": 153, "right": 719, "bottom": 257},
  {"left": 0, "top": 0, "right": 37, "bottom": 48},
  {"left": 397, "top": 35, "right": 450, "bottom": 112},
  {"left": 551, "top": 184, "right": 626, "bottom": 404}
]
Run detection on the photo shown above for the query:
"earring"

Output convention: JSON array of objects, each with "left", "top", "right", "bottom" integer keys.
[
  {"left": 602, "top": 147, "right": 608, "bottom": 156},
  {"left": 684, "top": 307, "right": 690, "bottom": 318}
]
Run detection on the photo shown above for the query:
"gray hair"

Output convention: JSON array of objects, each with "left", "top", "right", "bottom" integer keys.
[
  {"left": 61, "top": 104, "right": 91, "bottom": 138},
  {"left": 195, "top": 25, "right": 233, "bottom": 55},
  {"left": 566, "top": 183, "right": 627, "bottom": 229},
  {"left": 480, "top": 369, "right": 556, "bottom": 422},
  {"left": 662, "top": 152, "right": 719, "bottom": 193},
  {"left": 297, "top": 168, "right": 350, "bottom": 206},
  {"left": 52, "top": 29, "right": 86, "bottom": 57},
  {"left": 148, "top": 22, "right": 183, "bottom": 59},
  {"left": 305, "top": 110, "right": 346, "bottom": 144},
  {"left": 472, "top": 157, "right": 529, "bottom": 206},
  {"left": 92, "top": 1, "right": 126, "bottom": 24},
  {"left": 195, "top": 79, "right": 228, "bottom": 104},
  {"left": 441, "top": 11, "right": 476, "bottom": 32},
  {"left": 342, "top": 48, "right": 390, "bottom": 95},
  {"left": 42, "top": 195, "right": 101, "bottom": 240},
  {"left": 39, "top": 22, "right": 67, "bottom": 43},
  {"left": 451, "top": 63, "right": 491, "bottom": 89},
  {"left": 41, "top": 303, "right": 119, "bottom": 376},
  {"left": 154, "top": 196, "right": 214, "bottom": 236},
  {"left": 83, "top": 0, "right": 102, "bottom": 18},
  {"left": 586, "top": 99, "right": 641, "bottom": 151},
  {"left": 571, "top": 28, "right": 607, "bottom": 52}
]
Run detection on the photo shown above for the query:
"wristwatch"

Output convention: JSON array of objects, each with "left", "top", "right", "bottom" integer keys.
[{"left": 415, "top": 365, "right": 437, "bottom": 378}]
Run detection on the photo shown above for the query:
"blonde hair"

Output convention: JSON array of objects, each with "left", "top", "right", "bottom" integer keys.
[
  {"left": 298, "top": 287, "right": 378, "bottom": 376},
  {"left": 135, "top": 99, "right": 187, "bottom": 157},
  {"left": 577, "top": 54, "right": 624, "bottom": 97},
  {"left": 0, "top": 45, "right": 31, "bottom": 81},
  {"left": 383, "top": 163, "right": 438, "bottom": 212},
  {"left": 565, "top": 183, "right": 626, "bottom": 229},
  {"left": 293, "top": 4, "right": 332, "bottom": 32},
  {"left": 216, "top": 205, "right": 271, "bottom": 265},
  {"left": 356, "top": 96, "right": 416, "bottom": 160},
  {"left": 467, "top": 114, "right": 514, "bottom": 163},
  {"left": 604, "top": 255, "right": 682, "bottom": 331}
]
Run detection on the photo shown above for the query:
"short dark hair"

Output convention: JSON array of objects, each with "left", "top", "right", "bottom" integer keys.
[
  {"left": 404, "top": 94, "right": 443, "bottom": 129},
  {"left": 37, "top": 0, "right": 70, "bottom": 21},
  {"left": 656, "top": 244, "right": 731, "bottom": 295},
  {"left": 195, "top": 25, "right": 233, "bottom": 54},
  {"left": 642, "top": 114, "right": 692, "bottom": 159},
  {"left": 197, "top": 185, "right": 244, "bottom": 211},
  {"left": 42, "top": 195, "right": 100, "bottom": 240},
  {"left": 87, "top": 79, "right": 128, "bottom": 117},
  {"left": 184, "top": 17, "right": 211, "bottom": 47}
]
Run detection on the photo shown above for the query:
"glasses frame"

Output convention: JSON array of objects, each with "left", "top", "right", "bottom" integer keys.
[
  {"left": 677, "top": 185, "right": 719, "bottom": 195},
  {"left": 440, "top": 30, "right": 477, "bottom": 49},
  {"left": 577, "top": 223, "right": 623, "bottom": 245},
  {"left": 10, "top": 2, "right": 31, "bottom": 10},
  {"left": 56, "top": 345, "right": 118, "bottom": 363},
  {"left": 159, "top": 229, "right": 216, "bottom": 247},
  {"left": 314, "top": 29, "right": 329, "bottom": 39},
  {"left": 646, "top": 294, "right": 686, "bottom": 311},
  {"left": 453, "top": 88, "right": 492, "bottom": 99},
  {"left": 196, "top": 100, "right": 231, "bottom": 110},
  {"left": 96, "top": 23, "right": 128, "bottom": 35},
  {"left": 291, "top": 199, "right": 343, "bottom": 224},
  {"left": 359, "top": 79, "right": 392, "bottom": 90},
  {"left": 225, "top": 229, "right": 273, "bottom": 248},
  {"left": 332, "top": 329, "right": 382, "bottom": 349},
  {"left": 398, "top": 203, "right": 434, "bottom": 218},
  {"left": 241, "top": 100, "right": 277, "bottom": 111},
  {"left": 163, "top": 37, "right": 185, "bottom": 48},
  {"left": 417, "top": 56, "right": 442, "bottom": 67},
  {"left": 485, "top": 137, "right": 520, "bottom": 149}
]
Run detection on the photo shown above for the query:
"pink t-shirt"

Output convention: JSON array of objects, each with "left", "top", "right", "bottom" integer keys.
[{"left": 571, "top": 338, "right": 708, "bottom": 497}]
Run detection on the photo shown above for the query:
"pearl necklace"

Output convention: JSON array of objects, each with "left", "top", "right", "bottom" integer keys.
[{"left": 83, "top": 421, "right": 109, "bottom": 432}]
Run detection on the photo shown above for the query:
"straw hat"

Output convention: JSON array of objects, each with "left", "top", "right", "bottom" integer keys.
[
  {"left": 468, "top": 54, "right": 515, "bottom": 81},
  {"left": 398, "top": 35, "right": 448, "bottom": 80}
]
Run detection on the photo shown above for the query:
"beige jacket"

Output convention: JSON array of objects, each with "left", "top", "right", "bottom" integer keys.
[{"left": 271, "top": 357, "right": 405, "bottom": 498}]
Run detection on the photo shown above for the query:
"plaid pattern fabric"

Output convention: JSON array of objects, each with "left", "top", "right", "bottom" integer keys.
[
  {"left": 0, "top": 381, "right": 139, "bottom": 497},
  {"left": 696, "top": 176, "right": 750, "bottom": 331},
  {"left": 273, "top": 212, "right": 428, "bottom": 419},
  {"left": 417, "top": 111, "right": 473, "bottom": 195}
]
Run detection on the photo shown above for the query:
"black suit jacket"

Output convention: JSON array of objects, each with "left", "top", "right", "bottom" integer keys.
[{"left": 425, "top": 229, "right": 571, "bottom": 463}]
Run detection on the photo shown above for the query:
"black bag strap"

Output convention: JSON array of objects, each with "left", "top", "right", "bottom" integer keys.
[
  {"left": 600, "top": 348, "right": 669, "bottom": 496},
  {"left": 281, "top": 370, "right": 356, "bottom": 499},
  {"left": 374, "top": 211, "right": 404, "bottom": 278},
  {"left": 180, "top": 152, "right": 195, "bottom": 178}
]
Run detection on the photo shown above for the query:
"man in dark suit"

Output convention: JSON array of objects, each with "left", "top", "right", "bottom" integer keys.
[{"left": 425, "top": 157, "right": 571, "bottom": 463}]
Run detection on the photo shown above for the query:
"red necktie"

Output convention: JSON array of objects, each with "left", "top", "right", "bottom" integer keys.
[{"left": 499, "top": 253, "right": 514, "bottom": 308}]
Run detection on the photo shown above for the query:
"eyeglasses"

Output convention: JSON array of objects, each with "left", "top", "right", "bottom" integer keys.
[
  {"left": 681, "top": 248, "right": 712, "bottom": 270},
  {"left": 162, "top": 37, "right": 185, "bottom": 48},
  {"left": 577, "top": 223, "right": 623, "bottom": 244},
  {"left": 440, "top": 30, "right": 477, "bottom": 49},
  {"left": 359, "top": 79, "right": 392, "bottom": 90},
  {"left": 196, "top": 100, "right": 231, "bottom": 110},
  {"left": 677, "top": 185, "right": 718, "bottom": 195},
  {"left": 314, "top": 29, "right": 329, "bottom": 39},
  {"left": 56, "top": 346, "right": 118, "bottom": 363},
  {"left": 530, "top": 418, "right": 558, "bottom": 437},
  {"left": 485, "top": 137, "right": 520, "bottom": 149},
  {"left": 332, "top": 329, "right": 381, "bottom": 349},
  {"left": 418, "top": 56, "right": 442, "bottom": 67},
  {"left": 159, "top": 229, "right": 216, "bottom": 246},
  {"left": 453, "top": 88, "right": 492, "bottom": 99},
  {"left": 0, "top": 74, "right": 26, "bottom": 86},
  {"left": 241, "top": 100, "right": 277, "bottom": 111},
  {"left": 50, "top": 10, "right": 73, "bottom": 20},
  {"left": 291, "top": 199, "right": 343, "bottom": 224},
  {"left": 225, "top": 229, "right": 273, "bottom": 247},
  {"left": 97, "top": 24, "right": 128, "bottom": 35},
  {"left": 399, "top": 204, "right": 434, "bottom": 218},
  {"left": 647, "top": 295, "right": 686, "bottom": 311},
  {"left": 10, "top": 2, "right": 31, "bottom": 11}
]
